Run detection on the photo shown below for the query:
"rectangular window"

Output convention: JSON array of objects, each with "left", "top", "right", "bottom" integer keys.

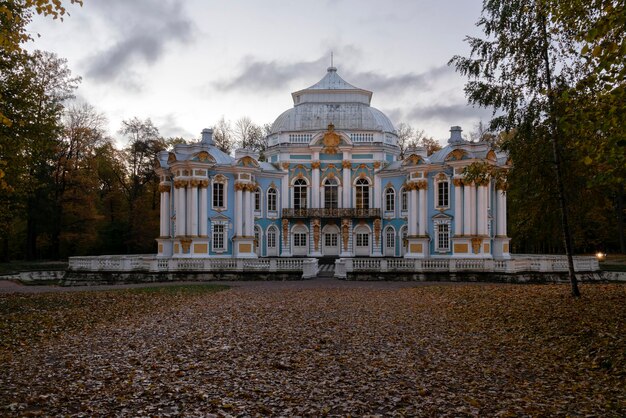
[
  {"left": 294, "top": 233, "right": 307, "bottom": 247},
  {"left": 356, "top": 233, "right": 369, "bottom": 247},
  {"left": 213, "top": 183, "right": 224, "bottom": 208},
  {"left": 267, "top": 191, "right": 277, "bottom": 212},
  {"left": 437, "top": 223, "right": 450, "bottom": 251},
  {"left": 212, "top": 224, "right": 225, "bottom": 250},
  {"left": 254, "top": 190, "right": 261, "bottom": 212},
  {"left": 401, "top": 190, "right": 408, "bottom": 212},
  {"left": 325, "top": 233, "right": 338, "bottom": 247},
  {"left": 437, "top": 181, "right": 449, "bottom": 207}
]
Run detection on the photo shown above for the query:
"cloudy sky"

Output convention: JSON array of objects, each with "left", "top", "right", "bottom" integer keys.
[{"left": 27, "top": 0, "right": 493, "bottom": 144}]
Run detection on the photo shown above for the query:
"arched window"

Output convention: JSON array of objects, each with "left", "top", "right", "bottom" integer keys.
[
  {"left": 293, "top": 178, "right": 308, "bottom": 209},
  {"left": 355, "top": 178, "right": 370, "bottom": 209},
  {"left": 267, "top": 188, "right": 277, "bottom": 212},
  {"left": 385, "top": 227, "right": 395, "bottom": 249},
  {"left": 385, "top": 188, "right": 395, "bottom": 212},
  {"left": 267, "top": 226, "right": 277, "bottom": 249},
  {"left": 324, "top": 178, "right": 338, "bottom": 209},
  {"left": 401, "top": 187, "right": 408, "bottom": 212}
]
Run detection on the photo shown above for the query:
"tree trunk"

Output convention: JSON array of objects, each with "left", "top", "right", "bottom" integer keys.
[
  {"left": 618, "top": 183, "right": 625, "bottom": 254},
  {"left": 539, "top": 8, "right": 579, "bottom": 297}
]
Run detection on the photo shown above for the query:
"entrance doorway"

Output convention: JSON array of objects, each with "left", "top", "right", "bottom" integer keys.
[
  {"left": 354, "top": 225, "right": 371, "bottom": 256},
  {"left": 291, "top": 224, "right": 309, "bottom": 256},
  {"left": 322, "top": 224, "right": 340, "bottom": 256}
]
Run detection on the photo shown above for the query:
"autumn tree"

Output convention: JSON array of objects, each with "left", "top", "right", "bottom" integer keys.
[
  {"left": 51, "top": 103, "right": 109, "bottom": 257},
  {"left": 396, "top": 123, "right": 440, "bottom": 158},
  {"left": 449, "top": 0, "right": 592, "bottom": 296}
]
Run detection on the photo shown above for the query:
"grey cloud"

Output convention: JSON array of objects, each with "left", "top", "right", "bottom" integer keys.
[
  {"left": 83, "top": 0, "right": 195, "bottom": 86},
  {"left": 213, "top": 56, "right": 327, "bottom": 92},
  {"left": 156, "top": 113, "right": 195, "bottom": 140},
  {"left": 406, "top": 103, "right": 494, "bottom": 123},
  {"left": 214, "top": 54, "right": 455, "bottom": 96},
  {"left": 346, "top": 65, "right": 455, "bottom": 94}
]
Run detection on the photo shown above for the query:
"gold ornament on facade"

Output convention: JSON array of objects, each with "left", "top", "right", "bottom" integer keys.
[
  {"left": 174, "top": 179, "right": 187, "bottom": 189},
  {"left": 282, "top": 219, "right": 289, "bottom": 242},
  {"left": 180, "top": 238, "right": 192, "bottom": 253},
  {"left": 158, "top": 184, "right": 171, "bottom": 193},
  {"left": 197, "top": 151, "right": 211, "bottom": 162},
  {"left": 322, "top": 124, "right": 341, "bottom": 154},
  {"left": 373, "top": 161, "right": 381, "bottom": 169},
  {"left": 167, "top": 153, "right": 177, "bottom": 164},
  {"left": 417, "top": 180, "right": 428, "bottom": 190},
  {"left": 199, "top": 179, "right": 209, "bottom": 188},
  {"left": 189, "top": 179, "right": 201, "bottom": 188},
  {"left": 471, "top": 237, "right": 482, "bottom": 254},
  {"left": 281, "top": 162, "right": 290, "bottom": 170},
  {"left": 341, "top": 219, "right": 350, "bottom": 251},
  {"left": 445, "top": 149, "right": 467, "bottom": 162},
  {"left": 373, "top": 218, "right": 381, "bottom": 246},
  {"left": 452, "top": 178, "right": 463, "bottom": 187},
  {"left": 312, "top": 218, "right": 320, "bottom": 251},
  {"left": 342, "top": 160, "right": 352, "bottom": 169},
  {"left": 436, "top": 172, "right": 447, "bottom": 181},
  {"left": 234, "top": 182, "right": 246, "bottom": 191},
  {"left": 311, "top": 161, "right": 321, "bottom": 169}
]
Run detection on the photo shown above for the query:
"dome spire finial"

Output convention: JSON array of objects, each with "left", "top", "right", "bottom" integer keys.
[{"left": 328, "top": 51, "right": 337, "bottom": 72}]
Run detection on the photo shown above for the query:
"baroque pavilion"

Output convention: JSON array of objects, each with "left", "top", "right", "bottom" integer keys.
[{"left": 155, "top": 66, "right": 511, "bottom": 260}]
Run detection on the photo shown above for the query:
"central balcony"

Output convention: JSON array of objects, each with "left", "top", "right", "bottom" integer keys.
[{"left": 282, "top": 208, "right": 381, "bottom": 219}]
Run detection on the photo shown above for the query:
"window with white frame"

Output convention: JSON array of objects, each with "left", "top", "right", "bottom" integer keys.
[
  {"left": 356, "top": 233, "right": 369, "bottom": 247},
  {"left": 267, "top": 188, "right": 277, "bottom": 212},
  {"left": 385, "top": 188, "right": 395, "bottom": 212},
  {"left": 293, "top": 233, "right": 307, "bottom": 247},
  {"left": 324, "top": 233, "right": 338, "bottom": 247},
  {"left": 401, "top": 188, "right": 408, "bottom": 212},
  {"left": 212, "top": 223, "right": 226, "bottom": 251},
  {"left": 254, "top": 187, "right": 261, "bottom": 212},
  {"left": 385, "top": 227, "right": 395, "bottom": 248},
  {"left": 435, "top": 222, "right": 450, "bottom": 252},
  {"left": 324, "top": 178, "right": 338, "bottom": 209},
  {"left": 437, "top": 179, "right": 449, "bottom": 208},
  {"left": 293, "top": 178, "right": 307, "bottom": 210},
  {"left": 212, "top": 182, "right": 225, "bottom": 209},
  {"left": 267, "top": 227, "right": 277, "bottom": 248},
  {"left": 355, "top": 178, "right": 370, "bottom": 209}
]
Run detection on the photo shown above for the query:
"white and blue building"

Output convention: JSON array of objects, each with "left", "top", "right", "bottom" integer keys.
[{"left": 155, "top": 66, "right": 511, "bottom": 260}]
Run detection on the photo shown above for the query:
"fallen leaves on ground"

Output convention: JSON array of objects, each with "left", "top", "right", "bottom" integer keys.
[{"left": 0, "top": 283, "right": 624, "bottom": 416}]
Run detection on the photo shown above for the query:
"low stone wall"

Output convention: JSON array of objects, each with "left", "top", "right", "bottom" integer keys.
[
  {"left": 62, "top": 270, "right": 305, "bottom": 286},
  {"left": 345, "top": 271, "right": 610, "bottom": 283}
]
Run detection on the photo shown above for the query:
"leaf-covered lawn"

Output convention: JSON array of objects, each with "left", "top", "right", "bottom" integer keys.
[{"left": 0, "top": 284, "right": 624, "bottom": 416}]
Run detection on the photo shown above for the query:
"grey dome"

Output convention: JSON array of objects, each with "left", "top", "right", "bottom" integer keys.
[
  {"left": 270, "top": 103, "right": 395, "bottom": 134},
  {"left": 270, "top": 67, "right": 396, "bottom": 134}
]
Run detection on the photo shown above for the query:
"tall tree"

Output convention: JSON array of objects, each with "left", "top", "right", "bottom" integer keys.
[
  {"left": 449, "top": 0, "right": 587, "bottom": 296},
  {"left": 116, "top": 118, "right": 165, "bottom": 253},
  {"left": 212, "top": 116, "right": 234, "bottom": 155}
]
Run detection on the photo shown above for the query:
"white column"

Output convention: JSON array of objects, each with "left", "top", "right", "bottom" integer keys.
[
  {"left": 374, "top": 175, "right": 381, "bottom": 209},
  {"left": 454, "top": 180, "right": 462, "bottom": 236},
  {"left": 235, "top": 187, "right": 243, "bottom": 236},
  {"left": 463, "top": 183, "right": 471, "bottom": 236},
  {"left": 497, "top": 189, "right": 507, "bottom": 236},
  {"left": 281, "top": 172, "right": 289, "bottom": 210},
  {"left": 159, "top": 190, "right": 166, "bottom": 237},
  {"left": 190, "top": 182, "right": 198, "bottom": 237},
  {"left": 246, "top": 191, "right": 254, "bottom": 237},
  {"left": 243, "top": 189, "right": 251, "bottom": 236},
  {"left": 469, "top": 183, "right": 476, "bottom": 235},
  {"left": 477, "top": 185, "right": 485, "bottom": 236},
  {"left": 342, "top": 161, "right": 351, "bottom": 208},
  {"left": 312, "top": 163, "right": 320, "bottom": 208},
  {"left": 199, "top": 183, "right": 208, "bottom": 237},
  {"left": 409, "top": 188, "right": 418, "bottom": 236},
  {"left": 418, "top": 186, "right": 427, "bottom": 236},
  {"left": 176, "top": 183, "right": 186, "bottom": 237}
]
